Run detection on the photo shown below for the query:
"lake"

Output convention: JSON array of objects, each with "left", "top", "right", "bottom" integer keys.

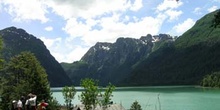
[{"left": 51, "top": 86, "right": 220, "bottom": 110}]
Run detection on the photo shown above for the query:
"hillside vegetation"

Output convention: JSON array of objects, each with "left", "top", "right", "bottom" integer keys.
[
  {"left": 62, "top": 10, "right": 220, "bottom": 86},
  {"left": 125, "top": 10, "right": 220, "bottom": 86},
  {"left": 0, "top": 27, "right": 72, "bottom": 87}
]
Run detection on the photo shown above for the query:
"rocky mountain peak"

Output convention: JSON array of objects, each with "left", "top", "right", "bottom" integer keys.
[
  {"left": 67, "top": 34, "right": 173, "bottom": 85},
  {"left": 93, "top": 42, "right": 112, "bottom": 51},
  {"left": 140, "top": 34, "right": 153, "bottom": 44}
]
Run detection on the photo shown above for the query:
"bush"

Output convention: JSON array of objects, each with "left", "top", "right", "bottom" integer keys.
[{"left": 130, "top": 100, "right": 142, "bottom": 110}]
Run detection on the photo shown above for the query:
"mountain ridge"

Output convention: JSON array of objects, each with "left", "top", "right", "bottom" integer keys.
[
  {"left": 125, "top": 10, "right": 220, "bottom": 86},
  {"left": 63, "top": 10, "right": 220, "bottom": 86},
  {"left": 62, "top": 34, "right": 174, "bottom": 86},
  {"left": 0, "top": 26, "right": 72, "bottom": 87}
]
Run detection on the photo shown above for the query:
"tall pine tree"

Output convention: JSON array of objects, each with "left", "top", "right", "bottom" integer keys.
[{"left": 0, "top": 51, "right": 51, "bottom": 109}]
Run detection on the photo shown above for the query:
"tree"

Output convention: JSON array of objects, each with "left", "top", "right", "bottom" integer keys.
[
  {"left": 212, "top": 9, "right": 220, "bottom": 28},
  {"left": 101, "top": 83, "right": 115, "bottom": 109},
  {"left": 0, "top": 36, "right": 3, "bottom": 70},
  {"left": 201, "top": 71, "right": 220, "bottom": 88},
  {"left": 47, "top": 97, "right": 61, "bottom": 110},
  {"left": 80, "top": 78, "right": 99, "bottom": 110},
  {"left": 0, "top": 36, "right": 5, "bottom": 109},
  {"left": 0, "top": 51, "right": 51, "bottom": 109},
  {"left": 130, "top": 100, "right": 142, "bottom": 110},
  {"left": 62, "top": 86, "right": 76, "bottom": 110}
]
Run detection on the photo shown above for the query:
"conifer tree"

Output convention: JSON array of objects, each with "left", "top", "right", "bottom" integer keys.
[
  {"left": 0, "top": 51, "right": 51, "bottom": 109},
  {"left": 130, "top": 100, "right": 142, "bottom": 110}
]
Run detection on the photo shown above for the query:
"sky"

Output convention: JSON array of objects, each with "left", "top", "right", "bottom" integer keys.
[{"left": 0, "top": 0, "right": 219, "bottom": 63}]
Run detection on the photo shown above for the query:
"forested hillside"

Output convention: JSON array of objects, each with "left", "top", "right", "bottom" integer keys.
[
  {"left": 125, "top": 10, "right": 220, "bottom": 86},
  {"left": 63, "top": 10, "right": 220, "bottom": 86},
  {"left": 62, "top": 34, "right": 174, "bottom": 86},
  {"left": 0, "top": 27, "right": 72, "bottom": 87}
]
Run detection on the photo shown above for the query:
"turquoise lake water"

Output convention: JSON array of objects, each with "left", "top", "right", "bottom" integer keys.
[{"left": 51, "top": 86, "right": 220, "bottom": 110}]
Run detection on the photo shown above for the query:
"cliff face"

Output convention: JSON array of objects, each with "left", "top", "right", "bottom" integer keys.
[
  {"left": 62, "top": 34, "right": 173, "bottom": 86},
  {"left": 0, "top": 27, "right": 72, "bottom": 87}
]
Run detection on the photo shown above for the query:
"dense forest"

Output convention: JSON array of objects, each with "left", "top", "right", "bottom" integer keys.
[{"left": 125, "top": 10, "right": 220, "bottom": 86}]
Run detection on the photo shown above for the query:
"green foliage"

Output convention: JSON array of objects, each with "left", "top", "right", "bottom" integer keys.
[
  {"left": 0, "top": 27, "right": 72, "bottom": 87},
  {"left": 62, "top": 86, "right": 76, "bottom": 110},
  {"left": 101, "top": 83, "right": 115, "bottom": 109},
  {"left": 175, "top": 10, "right": 220, "bottom": 48},
  {"left": 80, "top": 78, "right": 99, "bottom": 110},
  {"left": 61, "top": 61, "right": 88, "bottom": 71},
  {"left": 61, "top": 61, "right": 89, "bottom": 85},
  {"left": 211, "top": 9, "right": 220, "bottom": 28},
  {"left": 47, "top": 96, "right": 61, "bottom": 110},
  {"left": 130, "top": 100, "right": 142, "bottom": 110},
  {"left": 124, "top": 10, "right": 220, "bottom": 86},
  {"left": 0, "top": 52, "right": 51, "bottom": 109},
  {"left": 201, "top": 72, "right": 220, "bottom": 88},
  {"left": 0, "top": 36, "right": 4, "bottom": 70},
  {"left": 152, "top": 39, "right": 174, "bottom": 52}
]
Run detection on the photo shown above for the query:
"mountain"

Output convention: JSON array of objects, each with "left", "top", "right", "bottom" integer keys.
[
  {"left": 0, "top": 27, "right": 72, "bottom": 87},
  {"left": 125, "top": 10, "right": 220, "bottom": 86},
  {"left": 62, "top": 34, "right": 174, "bottom": 86},
  {"left": 63, "top": 10, "right": 220, "bottom": 86}
]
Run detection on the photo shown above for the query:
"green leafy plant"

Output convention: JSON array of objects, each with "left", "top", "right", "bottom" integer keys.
[
  {"left": 47, "top": 96, "right": 61, "bottom": 110},
  {"left": 201, "top": 71, "right": 220, "bottom": 88},
  {"left": 80, "top": 78, "right": 99, "bottom": 110},
  {"left": 101, "top": 83, "right": 115, "bottom": 109},
  {"left": 62, "top": 86, "right": 76, "bottom": 110}
]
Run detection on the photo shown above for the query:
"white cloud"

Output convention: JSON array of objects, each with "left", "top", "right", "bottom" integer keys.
[
  {"left": 49, "top": 45, "right": 89, "bottom": 63},
  {"left": 40, "top": 37, "right": 61, "bottom": 48},
  {"left": 45, "top": 26, "right": 53, "bottom": 31},
  {"left": 124, "top": 15, "right": 130, "bottom": 22},
  {"left": 193, "top": 7, "right": 202, "bottom": 15},
  {"left": 40, "top": 36, "right": 89, "bottom": 63},
  {"left": 62, "top": 17, "right": 93, "bottom": 38},
  {"left": 50, "top": 44, "right": 89, "bottom": 63},
  {"left": 46, "top": 0, "right": 131, "bottom": 20},
  {"left": 172, "top": 18, "right": 195, "bottom": 35},
  {"left": 62, "top": 11, "right": 166, "bottom": 47},
  {"left": 207, "top": 6, "right": 218, "bottom": 12},
  {"left": 156, "top": 0, "right": 183, "bottom": 11},
  {"left": 130, "top": 0, "right": 143, "bottom": 11},
  {"left": 165, "top": 9, "right": 182, "bottom": 21},
  {"left": 2, "top": 0, "right": 49, "bottom": 23},
  {"left": 155, "top": 0, "right": 183, "bottom": 22},
  {"left": 65, "top": 46, "right": 89, "bottom": 62}
]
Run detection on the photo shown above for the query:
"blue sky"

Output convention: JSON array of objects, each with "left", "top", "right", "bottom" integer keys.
[{"left": 0, "top": 0, "right": 219, "bottom": 63}]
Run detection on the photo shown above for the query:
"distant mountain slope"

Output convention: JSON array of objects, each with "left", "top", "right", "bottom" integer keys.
[
  {"left": 175, "top": 10, "right": 220, "bottom": 48},
  {"left": 0, "top": 27, "right": 72, "bottom": 87},
  {"left": 62, "top": 34, "right": 174, "bottom": 86},
  {"left": 125, "top": 10, "right": 220, "bottom": 86}
]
